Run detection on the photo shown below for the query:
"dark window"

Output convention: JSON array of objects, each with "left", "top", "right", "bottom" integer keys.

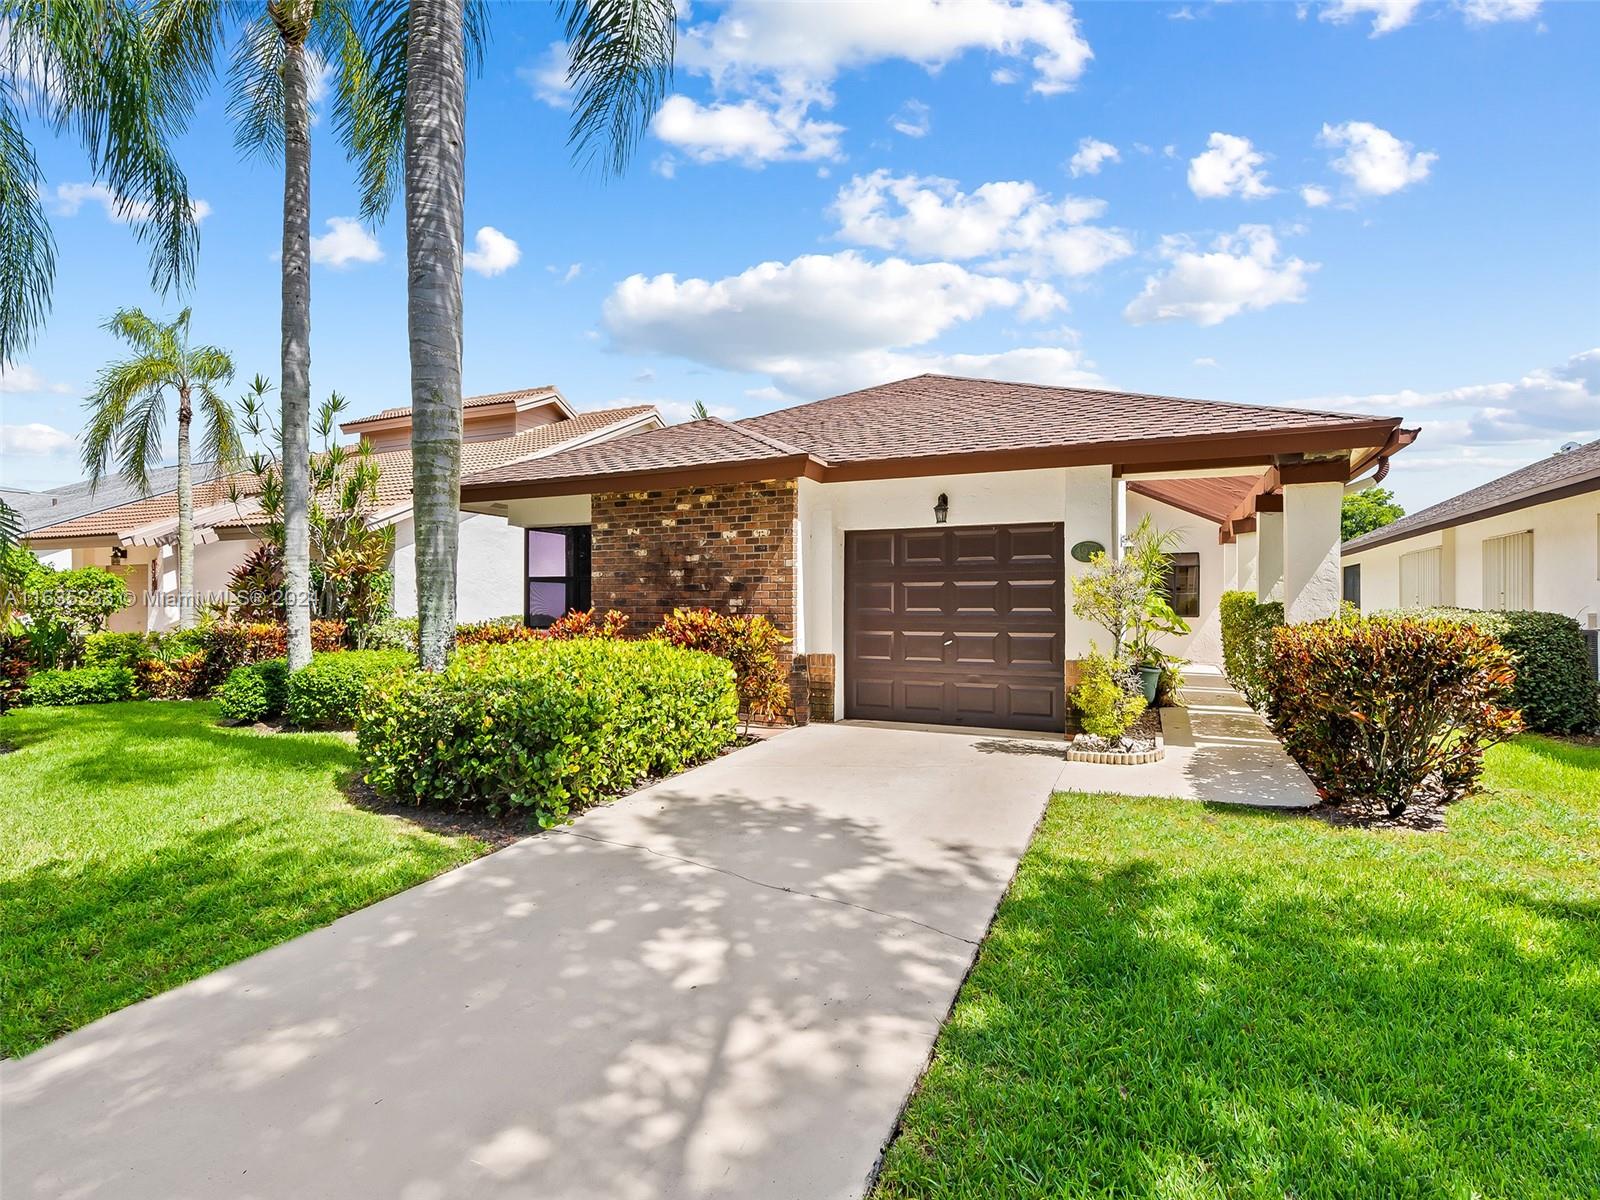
[
  {"left": 1343, "top": 563, "right": 1361, "bottom": 608},
  {"left": 525, "top": 526, "right": 591, "bottom": 628},
  {"left": 1161, "top": 552, "right": 1201, "bottom": 618}
]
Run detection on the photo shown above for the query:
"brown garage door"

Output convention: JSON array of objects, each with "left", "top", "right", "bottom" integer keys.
[{"left": 844, "top": 523, "right": 1065, "bottom": 732}]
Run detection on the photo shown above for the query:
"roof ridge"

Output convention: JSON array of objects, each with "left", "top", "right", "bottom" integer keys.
[{"left": 709, "top": 416, "right": 821, "bottom": 462}]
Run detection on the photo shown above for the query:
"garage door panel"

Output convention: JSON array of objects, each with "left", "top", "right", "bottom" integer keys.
[{"left": 844, "top": 523, "right": 1064, "bottom": 733}]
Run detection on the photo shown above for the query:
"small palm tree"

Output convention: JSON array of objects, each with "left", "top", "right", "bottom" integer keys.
[{"left": 82, "top": 307, "right": 240, "bottom": 630}]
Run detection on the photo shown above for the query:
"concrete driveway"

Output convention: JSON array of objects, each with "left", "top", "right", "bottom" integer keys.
[{"left": 2, "top": 722, "right": 1065, "bottom": 1200}]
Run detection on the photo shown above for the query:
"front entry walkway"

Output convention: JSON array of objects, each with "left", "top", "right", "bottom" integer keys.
[
  {"left": 2, "top": 723, "right": 1066, "bottom": 1200},
  {"left": 1057, "top": 664, "right": 1320, "bottom": 808}
]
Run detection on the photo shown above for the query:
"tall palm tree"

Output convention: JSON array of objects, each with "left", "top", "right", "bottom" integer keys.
[
  {"left": 352, "top": 0, "right": 676, "bottom": 669},
  {"left": 82, "top": 307, "right": 239, "bottom": 630},
  {"left": 0, "top": 0, "right": 206, "bottom": 551}
]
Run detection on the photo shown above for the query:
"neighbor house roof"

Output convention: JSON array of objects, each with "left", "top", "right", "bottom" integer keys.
[
  {"left": 11, "top": 465, "right": 189, "bottom": 533},
  {"left": 1344, "top": 436, "right": 1600, "bottom": 554},
  {"left": 28, "top": 405, "right": 656, "bottom": 545},
  {"left": 343, "top": 385, "right": 571, "bottom": 430},
  {"left": 462, "top": 374, "right": 1404, "bottom": 501}
]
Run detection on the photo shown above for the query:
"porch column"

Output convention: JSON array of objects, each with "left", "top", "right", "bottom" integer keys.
[
  {"left": 1282, "top": 480, "right": 1343, "bottom": 623},
  {"left": 1221, "top": 539, "right": 1238, "bottom": 592},
  {"left": 1111, "top": 477, "right": 1128, "bottom": 560},
  {"left": 1235, "top": 529, "right": 1259, "bottom": 594},
  {"left": 1256, "top": 508, "right": 1285, "bottom": 603}
]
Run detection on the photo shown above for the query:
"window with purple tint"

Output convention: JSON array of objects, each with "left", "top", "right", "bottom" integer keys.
[{"left": 524, "top": 526, "right": 591, "bottom": 628}]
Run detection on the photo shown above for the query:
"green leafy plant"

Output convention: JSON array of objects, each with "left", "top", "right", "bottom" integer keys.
[
  {"left": 546, "top": 608, "right": 630, "bottom": 640},
  {"left": 25, "top": 665, "right": 137, "bottom": 706},
  {"left": 285, "top": 649, "right": 412, "bottom": 729},
  {"left": 357, "top": 639, "right": 738, "bottom": 825},
  {"left": 81, "top": 631, "right": 150, "bottom": 670},
  {"left": 1342, "top": 485, "right": 1405, "bottom": 542},
  {"left": 1265, "top": 616, "right": 1523, "bottom": 815},
  {"left": 656, "top": 607, "right": 791, "bottom": 726},
  {"left": 1072, "top": 649, "right": 1148, "bottom": 742},
  {"left": 217, "top": 659, "right": 290, "bottom": 723},
  {"left": 1219, "top": 590, "right": 1285, "bottom": 709}
]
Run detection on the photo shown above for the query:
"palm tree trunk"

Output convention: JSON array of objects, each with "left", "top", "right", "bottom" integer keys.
[
  {"left": 404, "top": 0, "right": 467, "bottom": 671},
  {"left": 176, "top": 386, "right": 195, "bottom": 630},
  {"left": 280, "top": 27, "right": 314, "bottom": 670}
]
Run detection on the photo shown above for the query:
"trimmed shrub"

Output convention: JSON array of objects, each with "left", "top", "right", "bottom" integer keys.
[
  {"left": 1072, "top": 649, "right": 1148, "bottom": 741},
  {"left": 25, "top": 664, "right": 136, "bottom": 706},
  {"left": 82, "top": 631, "right": 149, "bottom": 670},
  {"left": 545, "top": 607, "right": 630, "bottom": 640},
  {"left": 455, "top": 619, "right": 542, "bottom": 647},
  {"left": 1265, "top": 616, "right": 1522, "bottom": 815},
  {"left": 357, "top": 639, "right": 738, "bottom": 825},
  {"left": 1398, "top": 608, "right": 1600, "bottom": 734},
  {"left": 197, "top": 619, "right": 345, "bottom": 691},
  {"left": 285, "top": 649, "right": 412, "bottom": 729},
  {"left": 1219, "top": 590, "right": 1284, "bottom": 709},
  {"left": 656, "top": 607, "right": 791, "bottom": 724},
  {"left": 217, "top": 659, "right": 290, "bottom": 723},
  {"left": 0, "top": 629, "right": 32, "bottom": 712},
  {"left": 365, "top": 617, "right": 418, "bottom": 653},
  {"left": 137, "top": 653, "right": 208, "bottom": 700}
]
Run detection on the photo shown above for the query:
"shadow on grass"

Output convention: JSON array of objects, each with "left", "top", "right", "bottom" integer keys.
[{"left": 876, "top": 811, "right": 1600, "bottom": 1199}]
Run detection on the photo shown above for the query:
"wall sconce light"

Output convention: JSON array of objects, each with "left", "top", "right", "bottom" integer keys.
[
  {"left": 934, "top": 493, "right": 949, "bottom": 524},
  {"left": 111, "top": 546, "right": 128, "bottom": 562}
]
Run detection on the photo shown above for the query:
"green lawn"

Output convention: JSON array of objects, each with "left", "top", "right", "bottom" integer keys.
[
  {"left": 0, "top": 701, "right": 485, "bottom": 1059},
  {"left": 875, "top": 736, "right": 1600, "bottom": 1199}
]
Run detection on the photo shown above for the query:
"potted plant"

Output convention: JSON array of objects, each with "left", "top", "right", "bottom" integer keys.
[{"left": 1070, "top": 517, "right": 1192, "bottom": 706}]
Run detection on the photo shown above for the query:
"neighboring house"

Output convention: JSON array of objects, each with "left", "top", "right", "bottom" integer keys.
[
  {"left": 25, "top": 387, "right": 660, "bottom": 631},
  {"left": 10, "top": 467, "right": 189, "bottom": 570},
  {"left": 460, "top": 375, "right": 1411, "bottom": 733},
  {"left": 1342, "top": 437, "right": 1600, "bottom": 638}
]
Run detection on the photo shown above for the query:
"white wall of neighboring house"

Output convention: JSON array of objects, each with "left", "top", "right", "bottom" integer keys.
[
  {"left": 389, "top": 511, "right": 526, "bottom": 624},
  {"left": 1344, "top": 490, "right": 1600, "bottom": 630},
  {"left": 72, "top": 539, "right": 257, "bottom": 631},
  {"left": 1126, "top": 492, "right": 1226, "bottom": 666}
]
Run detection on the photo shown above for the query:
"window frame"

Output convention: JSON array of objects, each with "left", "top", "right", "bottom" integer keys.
[{"left": 523, "top": 525, "right": 592, "bottom": 629}]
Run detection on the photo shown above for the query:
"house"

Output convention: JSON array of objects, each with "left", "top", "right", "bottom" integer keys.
[
  {"left": 1341, "top": 436, "right": 1600, "bottom": 639},
  {"left": 11, "top": 466, "right": 189, "bottom": 570},
  {"left": 24, "top": 387, "right": 661, "bottom": 631},
  {"left": 460, "top": 375, "right": 1412, "bottom": 733}
]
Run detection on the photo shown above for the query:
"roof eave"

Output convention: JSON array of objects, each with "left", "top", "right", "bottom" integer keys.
[{"left": 1344, "top": 470, "right": 1600, "bottom": 554}]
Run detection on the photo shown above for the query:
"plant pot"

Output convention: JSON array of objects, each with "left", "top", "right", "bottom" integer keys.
[{"left": 1137, "top": 664, "right": 1161, "bottom": 704}]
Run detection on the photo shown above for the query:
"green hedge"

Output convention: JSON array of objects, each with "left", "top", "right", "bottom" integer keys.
[
  {"left": 285, "top": 650, "right": 413, "bottom": 729},
  {"left": 1219, "top": 591, "right": 1284, "bottom": 709},
  {"left": 1397, "top": 608, "right": 1600, "bottom": 734},
  {"left": 81, "top": 631, "right": 150, "bottom": 670},
  {"left": 357, "top": 639, "right": 739, "bottom": 825},
  {"left": 217, "top": 659, "right": 290, "bottom": 723},
  {"left": 25, "top": 665, "right": 137, "bottom": 706}
]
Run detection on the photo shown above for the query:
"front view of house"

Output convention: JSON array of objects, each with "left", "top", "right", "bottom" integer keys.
[{"left": 462, "top": 375, "right": 1413, "bottom": 733}]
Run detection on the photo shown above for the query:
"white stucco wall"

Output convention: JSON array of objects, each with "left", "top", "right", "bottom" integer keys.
[
  {"left": 1126, "top": 493, "right": 1225, "bottom": 666},
  {"left": 1344, "top": 490, "right": 1600, "bottom": 628},
  {"left": 390, "top": 511, "right": 528, "bottom": 624}
]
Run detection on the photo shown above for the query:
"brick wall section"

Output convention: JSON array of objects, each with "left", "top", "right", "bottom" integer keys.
[{"left": 590, "top": 480, "right": 799, "bottom": 637}]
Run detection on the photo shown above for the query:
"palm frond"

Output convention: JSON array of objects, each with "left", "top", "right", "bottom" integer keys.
[
  {"left": 557, "top": 0, "right": 676, "bottom": 178},
  {"left": 82, "top": 356, "right": 156, "bottom": 491},
  {"left": 103, "top": 305, "right": 172, "bottom": 358},
  {"left": 0, "top": 88, "right": 55, "bottom": 360},
  {"left": 116, "top": 375, "right": 172, "bottom": 496},
  {"left": 195, "top": 381, "right": 244, "bottom": 474},
  {"left": 186, "top": 342, "right": 236, "bottom": 387},
  {"left": 0, "top": 497, "right": 21, "bottom": 552},
  {"left": 227, "top": 11, "right": 286, "bottom": 158}
]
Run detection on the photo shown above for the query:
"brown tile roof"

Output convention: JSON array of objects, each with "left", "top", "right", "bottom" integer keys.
[
  {"left": 30, "top": 406, "right": 655, "bottom": 542},
  {"left": 1129, "top": 475, "right": 1264, "bottom": 525},
  {"left": 1344, "top": 437, "right": 1600, "bottom": 553},
  {"left": 345, "top": 385, "right": 566, "bottom": 427},
  {"left": 461, "top": 374, "right": 1402, "bottom": 499}
]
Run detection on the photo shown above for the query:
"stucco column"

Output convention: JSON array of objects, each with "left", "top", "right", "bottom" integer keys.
[
  {"left": 1439, "top": 527, "right": 1457, "bottom": 606},
  {"left": 1283, "top": 480, "right": 1343, "bottom": 623},
  {"left": 1221, "top": 539, "right": 1238, "bottom": 592},
  {"left": 1256, "top": 509, "right": 1285, "bottom": 603},
  {"left": 1235, "top": 530, "right": 1259, "bottom": 594},
  {"left": 1111, "top": 477, "right": 1128, "bottom": 560}
]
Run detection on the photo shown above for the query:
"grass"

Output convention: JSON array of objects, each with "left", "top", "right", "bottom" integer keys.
[
  {"left": 0, "top": 701, "right": 486, "bottom": 1059},
  {"left": 875, "top": 736, "right": 1600, "bottom": 1199}
]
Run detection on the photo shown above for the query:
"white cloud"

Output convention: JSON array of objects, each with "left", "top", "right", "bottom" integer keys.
[
  {"left": 463, "top": 226, "right": 521, "bottom": 277},
  {"left": 1067, "top": 136, "right": 1119, "bottom": 178},
  {"left": 548, "top": 262, "right": 583, "bottom": 284},
  {"left": 1319, "top": 121, "right": 1436, "bottom": 196},
  {"left": 652, "top": 94, "right": 843, "bottom": 165},
  {"left": 830, "top": 170, "right": 1133, "bottom": 278},
  {"left": 602, "top": 250, "right": 1078, "bottom": 397},
  {"left": 1124, "top": 225, "right": 1317, "bottom": 326},
  {"left": 1318, "top": 0, "right": 1426, "bottom": 36},
  {"left": 1193, "top": 356, "right": 1220, "bottom": 368},
  {"left": 309, "top": 216, "right": 382, "bottom": 268},
  {"left": 1459, "top": 0, "right": 1541, "bottom": 23},
  {"left": 519, "top": 41, "right": 572, "bottom": 108},
  {"left": 1187, "top": 132, "right": 1276, "bottom": 199},
  {"left": 889, "top": 99, "right": 931, "bottom": 138},
  {"left": 0, "top": 363, "right": 71, "bottom": 395},
  {"left": 53, "top": 182, "right": 211, "bottom": 224},
  {"left": 1300, "top": 184, "right": 1333, "bottom": 207},
  {"left": 0, "top": 422, "right": 75, "bottom": 455}
]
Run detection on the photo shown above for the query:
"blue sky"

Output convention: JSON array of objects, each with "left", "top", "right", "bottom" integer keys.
[{"left": 3, "top": 0, "right": 1596, "bottom": 513}]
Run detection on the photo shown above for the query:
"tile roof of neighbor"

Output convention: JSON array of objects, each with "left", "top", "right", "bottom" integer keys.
[
  {"left": 28, "top": 405, "right": 654, "bottom": 542},
  {"left": 346, "top": 385, "right": 564, "bottom": 427},
  {"left": 461, "top": 374, "right": 1402, "bottom": 495},
  {"left": 1344, "top": 436, "right": 1600, "bottom": 553},
  {"left": 12, "top": 465, "right": 188, "bottom": 532}
]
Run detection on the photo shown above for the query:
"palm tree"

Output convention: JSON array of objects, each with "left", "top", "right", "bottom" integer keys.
[
  {"left": 0, "top": 1, "right": 208, "bottom": 553},
  {"left": 352, "top": 0, "right": 676, "bottom": 669},
  {"left": 82, "top": 307, "right": 239, "bottom": 630}
]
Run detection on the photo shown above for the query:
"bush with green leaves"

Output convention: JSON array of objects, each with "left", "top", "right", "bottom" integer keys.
[
  {"left": 81, "top": 631, "right": 150, "bottom": 670},
  {"left": 1219, "top": 590, "right": 1285, "bottom": 709},
  {"left": 285, "top": 649, "right": 411, "bottom": 729},
  {"left": 1071, "top": 649, "right": 1148, "bottom": 742},
  {"left": 357, "top": 639, "right": 738, "bottom": 825},
  {"left": 656, "top": 607, "right": 790, "bottom": 725},
  {"left": 364, "top": 617, "right": 418, "bottom": 654},
  {"left": 1265, "top": 616, "right": 1522, "bottom": 815},
  {"left": 217, "top": 659, "right": 290, "bottom": 723},
  {"left": 24, "top": 665, "right": 137, "bottom": 706},
  {"left": 1396, "top": 608, "right": 1599, "bottom": 734}
]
